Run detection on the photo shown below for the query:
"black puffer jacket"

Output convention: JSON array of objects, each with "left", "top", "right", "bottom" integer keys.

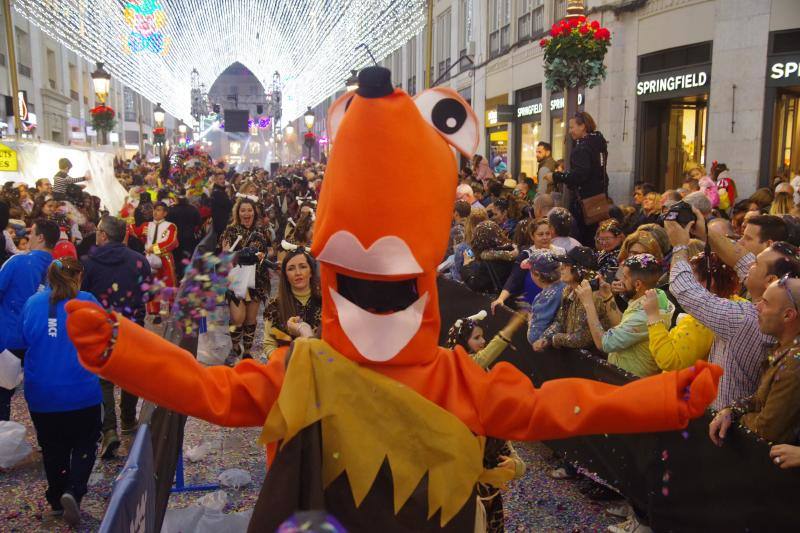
[{"left": 555, "top": 131, "right": 608, "bottom": 199}]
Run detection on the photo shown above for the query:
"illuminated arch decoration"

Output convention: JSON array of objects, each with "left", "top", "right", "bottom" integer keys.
[
  {"left": 12, "top": 0, "right": 426, "bottom": 123},
  {"left": 123, "top": 0, "right": 170, "bottom": 55}
]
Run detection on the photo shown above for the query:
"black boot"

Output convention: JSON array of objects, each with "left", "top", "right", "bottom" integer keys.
[
  {"left": 226, "top": 326, "right": 243, "bottom": 366},
  {"left": 242, "top": 324, "right": 256, "bottom": 359}
]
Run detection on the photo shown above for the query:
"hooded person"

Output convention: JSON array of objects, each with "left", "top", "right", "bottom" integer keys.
[{"left": 65, "top": 66, "right": 722, "bottom": 531}]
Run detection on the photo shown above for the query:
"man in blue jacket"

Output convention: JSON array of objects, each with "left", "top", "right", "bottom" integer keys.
[
  {"left": 81, "top": 215, "right": 151, "bottom": 457},
  {"left": 0, "top": 218, "right": 58, "bottom": 420}
]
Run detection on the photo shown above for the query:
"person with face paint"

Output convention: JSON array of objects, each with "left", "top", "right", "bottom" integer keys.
[
  {"left": 263, "top": 243, "right": 322, "bottom": 359},
  {"left": 131, "top": 201, "right": 178, "bottom": 323}
]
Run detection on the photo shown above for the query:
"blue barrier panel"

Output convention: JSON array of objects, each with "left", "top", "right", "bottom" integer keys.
[{"left": 99, "top": 424, "right": 156, "bottom": 533}]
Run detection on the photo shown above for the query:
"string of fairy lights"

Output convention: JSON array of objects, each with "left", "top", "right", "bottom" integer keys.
[{"left": 12, "top": 0, "right": 426, "bottom": 123}]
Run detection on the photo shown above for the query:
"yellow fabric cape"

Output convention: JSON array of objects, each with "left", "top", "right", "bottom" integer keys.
[{"left": 260, "top": 338, "right": 513, "bottom": 526}]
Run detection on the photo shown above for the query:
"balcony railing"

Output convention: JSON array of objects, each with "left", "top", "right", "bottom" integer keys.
[{"left": 18, "top": 63, "right": 31, "bottom": 78}]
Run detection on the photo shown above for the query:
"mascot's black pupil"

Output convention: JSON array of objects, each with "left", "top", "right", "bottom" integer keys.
[{"left": 431, "top": 98, "right": 466, "bottom": 134}]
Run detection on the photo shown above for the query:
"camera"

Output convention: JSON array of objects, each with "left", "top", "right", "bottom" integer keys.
[
  {"left": 589, "top": 278, "right": 600, "bottom": 291},
  {"left": 659, "top": 201, "right": 696, "bottom": 227}
]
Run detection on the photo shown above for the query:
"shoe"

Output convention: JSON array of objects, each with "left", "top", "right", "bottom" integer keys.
[
  {"left": 607, "top": 515, "right": 652, "bottom": 533},
  {"left": 99, "top": 429, "right": 120, "bottom": 459},
  {"left": 606, "top": 503, "right": 633, "bottom": 519},
  {"left": 60, "top": 492, "right": 81, "bottom": 527},
  {"left": 120, "top": 421, "right": 139, "bottom": 435}
]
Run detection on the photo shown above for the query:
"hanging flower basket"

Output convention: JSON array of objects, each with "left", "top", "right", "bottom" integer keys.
[
  {"left": 90, "top": 105, "right": 117, "bottom": 133},
  {"left": 153, "top": 126, "right": 166, "bottom": 144},
  {"left": 303, "top": 131, "right": 315, "bottom": 148},
  {"left": 539, "top": 16, "right": 611, "bottom": 92}
]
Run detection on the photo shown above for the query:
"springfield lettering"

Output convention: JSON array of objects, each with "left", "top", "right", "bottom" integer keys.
[{"left": 637, "top": 71, "right": 708, "bottom": 96}]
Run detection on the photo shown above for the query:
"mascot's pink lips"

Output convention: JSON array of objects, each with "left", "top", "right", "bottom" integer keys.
[{"left": 318, "top": 231, "right": 428, "bottom": 361}]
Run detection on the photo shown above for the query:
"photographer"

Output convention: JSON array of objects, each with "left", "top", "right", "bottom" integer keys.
[
  {"left": 577, "top": 254, "right": 673, "bottom": 378},
  {"left": 534, "top": 246, "right": 611, "bottom": 351},
  {"left": 665, "top": 212, "right": 799, "bottom": 409}
]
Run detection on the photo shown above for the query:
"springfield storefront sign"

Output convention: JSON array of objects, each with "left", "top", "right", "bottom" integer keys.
[
  {"left": 637, "top": 71, "right": 708, "bottom": 96},
  {"left": 636, "top": 64, "right": 711, "bottom": 102}
]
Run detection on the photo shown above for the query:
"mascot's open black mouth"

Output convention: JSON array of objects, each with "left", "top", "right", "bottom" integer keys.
[{"left": 336, "top": 274, "right": 419, "bottom": 314}]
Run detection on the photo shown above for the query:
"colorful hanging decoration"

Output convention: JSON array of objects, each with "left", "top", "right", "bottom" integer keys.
[
  {"left": 153, "top": 126, "right": 166, "bottom": 144},
  {"left": 123, "top": 0, "right": 170, "bottom": 55}
]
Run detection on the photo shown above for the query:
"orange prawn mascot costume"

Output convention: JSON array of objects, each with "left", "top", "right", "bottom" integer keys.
[{"left": 66, "top": 67, "right": 721, "bottom": 531}]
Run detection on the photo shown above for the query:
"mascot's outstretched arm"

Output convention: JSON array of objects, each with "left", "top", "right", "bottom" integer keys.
[
  {"left": 66, "top": 300, "right": 284, "bottom": 427},
  {"left": 462, "top": 353, "right": 720, "bottom": 441}
]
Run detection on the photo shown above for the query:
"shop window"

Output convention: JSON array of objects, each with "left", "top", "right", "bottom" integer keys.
[
  {"left": 639, "top": 42, "right": 712, "bottom": 75},
  {"left": 771, "top": 90, "right": 800, "bottom": 178},
  {"left": 487, "top": 127, "right": 509, "bottom": 172},
  {"left": 519, "top": 121, "right": 542, "bottom": 179},
  {"left": 550, "top": 115, "right": 565, "bottom": 163},
  {"left": 772, "top": 29, "right": 800, "bottom": 55},
  {"left": 640, "top": 97, "right": 707, "bottom": 190}
]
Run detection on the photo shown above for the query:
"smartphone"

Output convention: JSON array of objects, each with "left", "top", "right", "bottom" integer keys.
[{"left": 466, "top": 248, "right": 475, "bottom": 259}]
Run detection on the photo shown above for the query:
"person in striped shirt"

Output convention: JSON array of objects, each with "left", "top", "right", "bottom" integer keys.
[{"left": 52, "top": 158, "right": 90, "bottom": 197}]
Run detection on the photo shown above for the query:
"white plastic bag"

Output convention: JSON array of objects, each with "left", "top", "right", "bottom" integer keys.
[
  {"left": 0, "top": 350, "right": 23, "bottom": 390},
  {"left": 0, "top": 421, "right": 33, "bottom": 468},
  {"left": 197, "top": 307, "right": 232, "bottom": 366},
  {"left": 228, "top": 265, "right": 256, "bottom": 299},
  {"left": 161, "top": 490, "right": 253, "bottom": 533},
  {"left": 218, "top": 468, "right": 251, "bottom": 489},
  {"left": 146, "top": 253, "right": 163, "bottom": 270},
  {"left": 185, "top": 442, "right": 211, "bottom": 463}
]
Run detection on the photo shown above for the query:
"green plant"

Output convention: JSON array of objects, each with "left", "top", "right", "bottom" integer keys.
[{"left": 539, "top": 16, "right": 611, "bottom": 91}]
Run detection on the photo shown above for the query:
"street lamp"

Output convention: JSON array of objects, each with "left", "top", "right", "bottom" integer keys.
[
  {"left": 90, "top": 62, "right": 111, "bottom": 104},
  {"left": 304, "top": 106, "right": 315, "bottom": 130},
  {"left": 178, "top": 121, "right": 187, "bottom": 135},
  {"left": 285, "top": 124, "right": 294, "bottom": 136},
  {"left": 345, "top": 69, "right": 359, "bottom": 92},
  {"left": 153, "top": 102, "right": 166, "bottom": 125}
]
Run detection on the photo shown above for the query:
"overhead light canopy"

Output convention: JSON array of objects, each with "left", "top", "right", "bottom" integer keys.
[{"left": 12, "top": 0, "right": 426, "bottom": 123}]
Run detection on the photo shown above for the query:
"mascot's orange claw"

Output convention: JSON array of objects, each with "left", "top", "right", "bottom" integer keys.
[{"left": 66, "top": 66, "right": 722, "bottom": 530}]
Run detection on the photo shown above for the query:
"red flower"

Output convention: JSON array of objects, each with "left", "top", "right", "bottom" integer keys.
[
  {"left": 568, "top": 18, "right": 579, "bottom": 28},
  {"left": 153, "top": 127, "right": 165, "bottom": 135},
  {"left": 596, "top": 28, "right": 611, "bottom": 40},
  {"left": 578, "top": 15, "right": 587, "bottom": 23},
  {"left": 591, "top": 20, "right": 600, "bottom": 30},
  {"left": 579, "top": 25, "right": 590, "bottom": 35},
  {"left": 539, "top": 38, "right": 550, "bottom": 47},
  {"left": 551, "top": 25, "right": 561, "bottom": 37}
]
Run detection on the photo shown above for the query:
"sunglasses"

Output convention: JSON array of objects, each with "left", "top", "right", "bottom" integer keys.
[{"left": 778, "top": 274, "right": 800, "bottom": 312}]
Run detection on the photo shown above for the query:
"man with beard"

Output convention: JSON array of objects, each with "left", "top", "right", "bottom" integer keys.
[{"left": 535, "top": 141, "right": 557, "bottom": 197}]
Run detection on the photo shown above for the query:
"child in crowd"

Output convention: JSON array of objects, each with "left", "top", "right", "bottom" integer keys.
[
  {"left": 522, "top": 250, "right": 566, "bottom": 344},
  {"left": 446, "top": 310, "right": 528, "bottom": 532}
]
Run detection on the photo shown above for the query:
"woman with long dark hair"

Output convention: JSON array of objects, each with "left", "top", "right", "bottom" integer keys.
[
  {"left": 262, "top": 243, "right": 322, "bottom": 359},
  {"left": 549, "top": 111, "right": 609, "bottom": 245},
  {"left": 18, "top": 257, "right": 102, "bottom": 527},
  {"left": 220, "top": 197, "right": 272, "bottom": 364}
]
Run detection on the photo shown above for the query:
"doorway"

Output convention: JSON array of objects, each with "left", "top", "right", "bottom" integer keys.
[
  {"left": 639, "top": 96, "right": 708, "bottom": 190},
  {"left": 770, "top": 88, "right": 800, "bottom": 179}
]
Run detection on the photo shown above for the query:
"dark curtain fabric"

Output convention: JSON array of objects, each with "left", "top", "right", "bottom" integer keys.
[{"left": 438, "top": 277, "right": 800, "bottom": 532}]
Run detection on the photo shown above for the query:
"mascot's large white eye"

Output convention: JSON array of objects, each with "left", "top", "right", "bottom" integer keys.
[
  {"left": 414, "top": 88, "right": 479, "bottom": 156},
  {"left": 326, "top": 92, "right": 355, "bottom": 143}
]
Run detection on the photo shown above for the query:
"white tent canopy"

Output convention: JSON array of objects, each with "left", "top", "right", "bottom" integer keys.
[{"left": 0, "top": 141, "right": 127, "bottom": 214}]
